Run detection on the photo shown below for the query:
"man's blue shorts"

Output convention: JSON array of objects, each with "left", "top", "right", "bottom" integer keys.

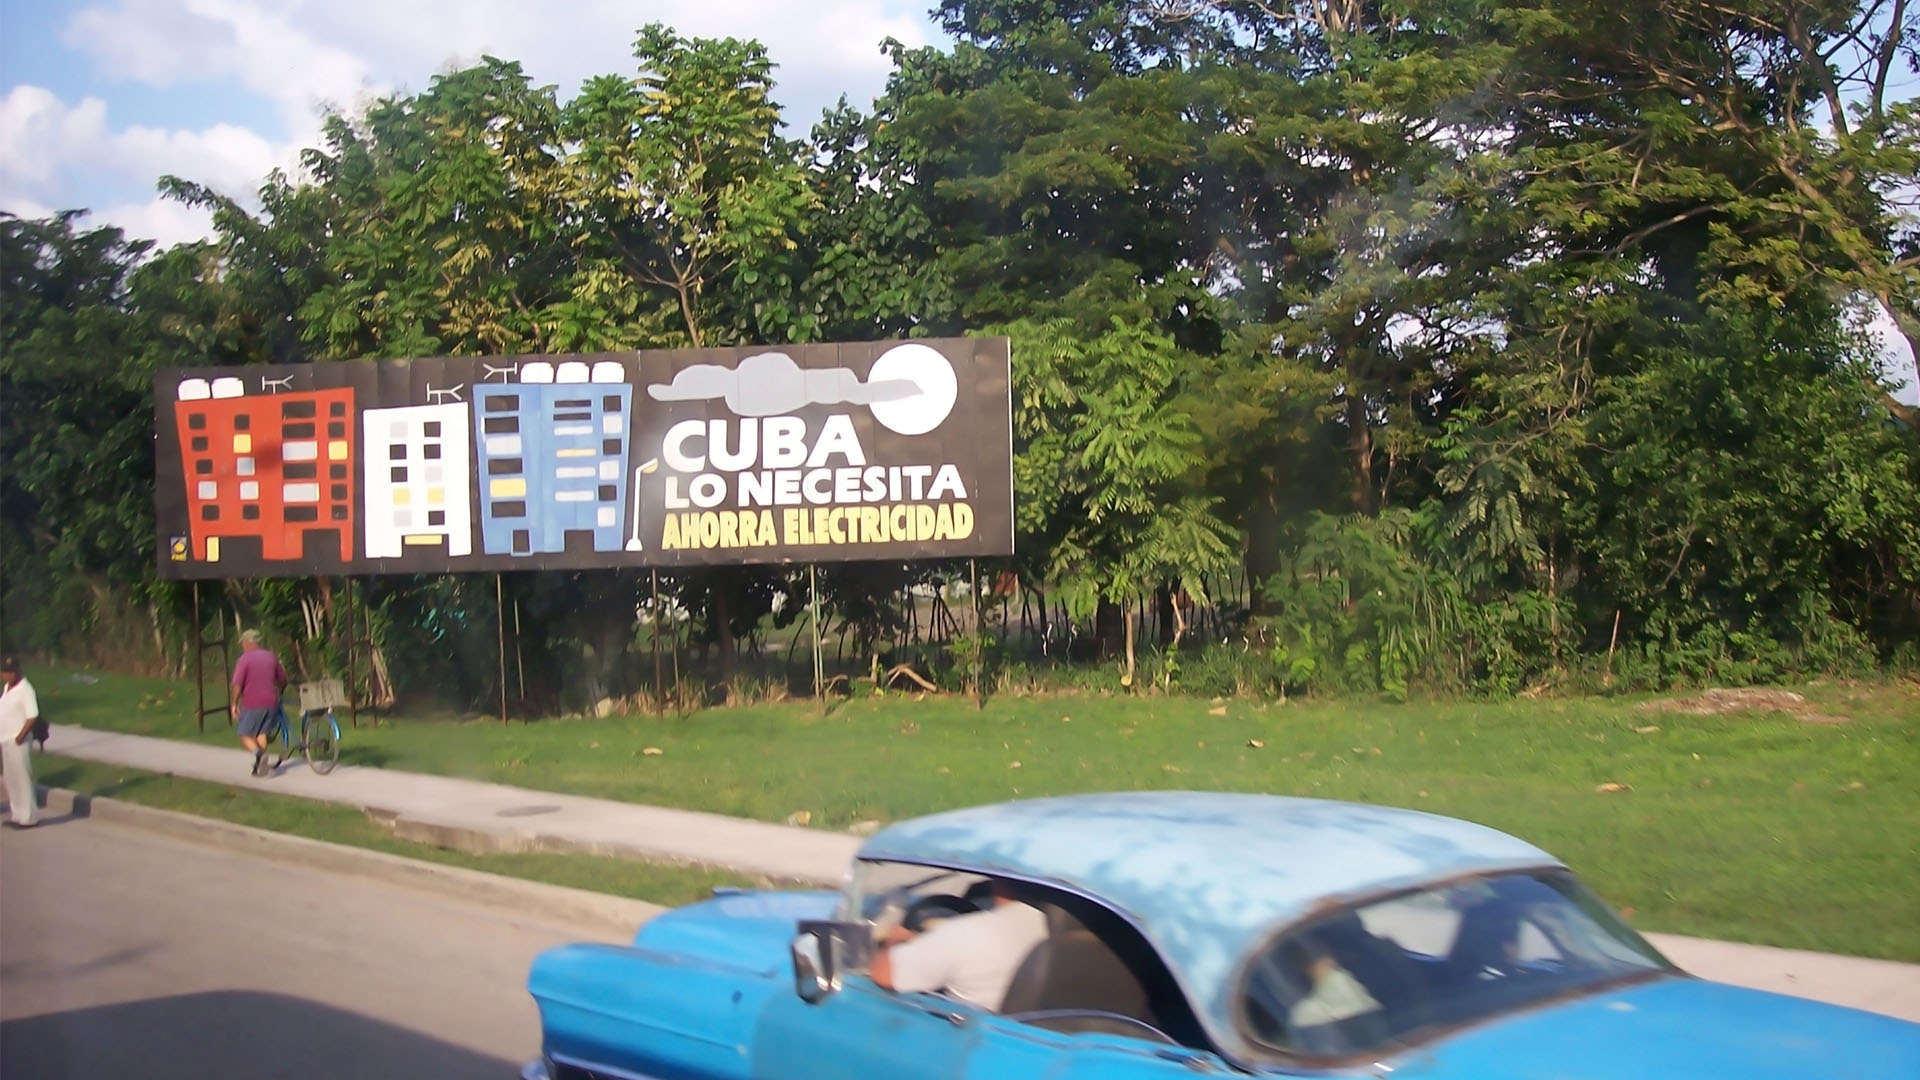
[{"left": 237, "top": 706, "right": 283, "bottom": 738}]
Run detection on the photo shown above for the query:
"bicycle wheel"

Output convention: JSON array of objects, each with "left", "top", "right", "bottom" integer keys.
[
  {"left": 303, "top": 709, "right": 340, "bottom": 775},
  {"left": 270, "top": 707, "right": 293, "bottom": 770}
]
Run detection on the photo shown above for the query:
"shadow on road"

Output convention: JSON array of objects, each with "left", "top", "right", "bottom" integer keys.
[
  {"left": 1, "top": 989, "right": 516, "bottom": 1079},
  {"left": 336, "top": 743, "right": 395, "bottom": 768}
]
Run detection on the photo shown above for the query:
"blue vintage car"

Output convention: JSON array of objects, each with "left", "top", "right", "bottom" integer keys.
[{"left": 522, "top": 792, "right": 1920, "bottom": 1079}]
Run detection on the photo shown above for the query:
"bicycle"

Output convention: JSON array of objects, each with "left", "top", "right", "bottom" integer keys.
[{"left": 268, "top": 680, "right": 344, "bottom": 775}]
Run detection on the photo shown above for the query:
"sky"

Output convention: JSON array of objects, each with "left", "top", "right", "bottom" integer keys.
[
  {"left": 0, "top": 0, "right": 939, "bottom": 245},
  {"left": 0, "top": 0, "right": 1913, "bottom": 403}
]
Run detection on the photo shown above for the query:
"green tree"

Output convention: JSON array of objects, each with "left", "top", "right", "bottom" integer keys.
[
  {"left": 1511, "top": 0, "right": 1920, "bottom": 430},
  {"left": 563, "top": 25, "right": 824, "bottom": 686},
  {"left": 565, "top": 24, "right": 820, "bottom": 348},
  {"left": 797, "top": 100, "right": 955, "bottom": 342},
  {"left": 1009, "top": 317, "right": 1239, "bottom": 684},
  {"left": 0, "top": 214, "right": 257, "bottom": 666},
  {"left": 292, "top": 59, "right": 577, "bottom": 358}
]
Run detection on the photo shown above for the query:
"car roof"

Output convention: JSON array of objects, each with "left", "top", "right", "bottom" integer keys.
[{"left": 859, "top": 791, "right": 1560, "bottom": 1059}]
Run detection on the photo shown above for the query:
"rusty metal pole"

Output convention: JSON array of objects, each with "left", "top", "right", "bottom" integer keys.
[
  {"left": 971, "top": 558, "right": 983, "bottom": 709},
  {"left": 670, "top": 599, "right": 683, "bottom": 719},
  {"left": 345, "top": 576, "right": 359, "bottom": 728},
  {"left": 193, "top": 582, "right": 205, "bottom": 732},
  {"left": 496, "top": 572, "right": 509, "bottom": 725},
  {"left": 513, "top": 597, "right": 526, "bottom": 705},
  {"left": 811, "top": 563, "right": 824, "bottom": 712},
  {"left": 363, "top": 578, "right": 380, "bottom": 727},
  {"left": 652, "top": 568, "right": 664, "bottom": 719}
]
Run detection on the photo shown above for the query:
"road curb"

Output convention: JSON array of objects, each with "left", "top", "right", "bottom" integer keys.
[
  {"left": 43, "top": 725, "right": 855, "bottom": 887},
  {"left": 364, "top": 805, "right": 825, "bottom": 889},
  {"left": 33, "top": 785, "right": 664, "bottom": 935}
]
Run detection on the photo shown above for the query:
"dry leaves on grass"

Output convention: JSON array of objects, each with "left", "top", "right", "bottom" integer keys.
[
  {"left": 1636, "top": 687, "right": 1850, "bottom": 725},
  {"left": 641, "top": 746, "right": 664, "bottom": 756},
  {"left": 1594, "top": 782, "right": 1631, "bottom": 794},
  {"left": 1208, "top": 706, "right": 1228, "bottom": 716},
  {"left": 1247, "top": 739, "right": 1266, "bottom": 749},
  {"left": 787, "top": 810, "right": 812, "bottom": 826}
]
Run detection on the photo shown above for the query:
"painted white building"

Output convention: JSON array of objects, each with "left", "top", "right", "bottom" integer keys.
[{"left": 362, "top": 402, "right": 474, "bottom": 559}]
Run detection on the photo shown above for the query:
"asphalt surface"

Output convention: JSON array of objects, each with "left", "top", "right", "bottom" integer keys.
[{"left": 0, "top": 813, "right": 624, "bottom": 1079}]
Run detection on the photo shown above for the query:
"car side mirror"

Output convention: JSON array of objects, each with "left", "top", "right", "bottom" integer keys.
[{"left": 791, "top": 919, "right": 873, "bottom": 1005}]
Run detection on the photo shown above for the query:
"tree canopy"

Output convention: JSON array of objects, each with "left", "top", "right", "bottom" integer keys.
[{"left": 4, "top": 1, "right": 1916, "bottom": 705}]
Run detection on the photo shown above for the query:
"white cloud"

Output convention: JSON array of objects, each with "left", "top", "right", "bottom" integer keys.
[
  {"left": 0, "top": 87, "right": 112, "bottom": 189},
  {"left": 90, "top": 196, "right": 218, "bottom": 249},
  {"left": 1, "top": 85, "right": 292, "bottom": 232},
  {"left": 65, "top": 0, "right": 377, "bottom": 138},
  {"left": 10, "top": 1, "right": 933, "bottom": 246},
  {"left": 60, "top": 0, "right": 926, "bottom": 136}
]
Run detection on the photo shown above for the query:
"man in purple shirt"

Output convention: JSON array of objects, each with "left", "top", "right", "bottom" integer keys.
[{"left": 231, "top": 629, "right": 288, "bottom": 777}]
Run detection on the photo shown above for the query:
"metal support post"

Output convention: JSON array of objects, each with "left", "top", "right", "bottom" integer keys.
[
  {"left": 970, "top": 558, "right": 983, "bottom": 709},
  {"left": 811, "top": 564, "right": 824, "bottom": 712},
  {"left": 513, "top": 597, "right": 526, "bottom": 704},
  {"left": 652, "top": 568, "right": 665, "bottom": 719},
  {"left": 193, "top": 583, "right": 204, "bottom": 732},
  {"left": 496, "top": 572, "right": 509, "bottom": 725},
  {"left": 345, "top": 577, "right": 359, "bottom": 728},
  {"left": 192, "top": 581, "right": 231, "bottom": 732}
]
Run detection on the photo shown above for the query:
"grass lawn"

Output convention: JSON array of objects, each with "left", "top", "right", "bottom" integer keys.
[
  {"left": 31, "top": 753, "right": 751, "bottom": 908},
  {"left": 34, "top": 667, "right": 1920, "bottom": 961}
]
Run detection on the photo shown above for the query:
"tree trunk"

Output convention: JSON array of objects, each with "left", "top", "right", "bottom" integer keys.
[
  {"left": 1872, "top": 292, "right": 1920, "bottom": 432},
  {"left": 1244, "top": 494, "right": 1284, "bottom": 617},
  {"left": 1123, "top": 603, "right": 1137, "bottom": 689},
  {"left": 1547, "top": 534, "right": 1561, "bottom": 666},
  {"left": 1094, "top": 599, "right": 1126, "bottom": 658},
  {"left": 148, "top": 599, "right": 167, "bottom": 675},
  {"left": 1347, "top": 395, "right": 1375, "bottom": 514},
  {"left": 714, "top": 573, "right": 734, "bottom": 696}
]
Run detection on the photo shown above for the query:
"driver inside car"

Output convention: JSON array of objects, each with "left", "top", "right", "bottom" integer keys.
[
  {"left": 870, "top": 879, "right": 1049, "bottom": 1012},
  {"left": 1286, "top": 938, "right": 1382, "bottom": 1028}
]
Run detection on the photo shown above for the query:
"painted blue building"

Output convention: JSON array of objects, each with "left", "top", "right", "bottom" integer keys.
[{"left": 473, "top": 359, "right": 632, "bottom": 556}]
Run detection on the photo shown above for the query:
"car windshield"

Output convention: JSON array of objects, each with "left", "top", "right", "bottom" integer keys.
[
  {"left": 839, "top": 860, "right": 987, "bottom": 922},
  {"left": 1240, "top": 869, "right": 1672, "bottom": 1060}
]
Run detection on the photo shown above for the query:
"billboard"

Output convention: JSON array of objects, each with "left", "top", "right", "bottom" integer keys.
[{"left": 155, "top": 338, "right": 1012, "bottom": 579}]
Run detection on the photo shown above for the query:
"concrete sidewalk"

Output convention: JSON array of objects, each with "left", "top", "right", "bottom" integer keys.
[
  {"left": 49, "top": 724, "right": 858, "bottom": 884},
  {"left": 40, "top": 724, "right": 1920, "bottom": 1024}
]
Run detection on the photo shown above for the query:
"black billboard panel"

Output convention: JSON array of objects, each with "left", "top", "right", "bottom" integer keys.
[{"left": 155, "top": 338, "right": 1013, "bottom": 578}]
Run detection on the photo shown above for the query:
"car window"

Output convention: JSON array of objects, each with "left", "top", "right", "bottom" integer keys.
[
  {"left": 844, "top": 861, "right": 1215, "bottom": 1051},
  {"left": 1241, "top": 870, "right": 1671, "bottom": 1061},
  {"left": 842, "top": 860, "right": 990, "bottom": 928}
]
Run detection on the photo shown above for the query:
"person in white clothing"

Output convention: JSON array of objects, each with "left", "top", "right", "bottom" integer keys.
[
  {"left": 870, "top": 880, "right": 1049, "bottom": 1011},
  {"left": 1, "top": 656, "right": 42, "bottom": 828}
]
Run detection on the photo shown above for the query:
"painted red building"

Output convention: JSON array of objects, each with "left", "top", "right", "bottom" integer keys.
[{"left": 173, "top": 377, "right": 356, "bottom": 565}]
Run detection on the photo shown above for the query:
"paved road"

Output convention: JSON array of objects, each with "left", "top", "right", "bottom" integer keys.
[
  {"left": 0, "top": 814, "right": 625, "bottom": 1079},
  {"left": 4, "top": 799, "right": 1914, "bottom": 1080}
]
